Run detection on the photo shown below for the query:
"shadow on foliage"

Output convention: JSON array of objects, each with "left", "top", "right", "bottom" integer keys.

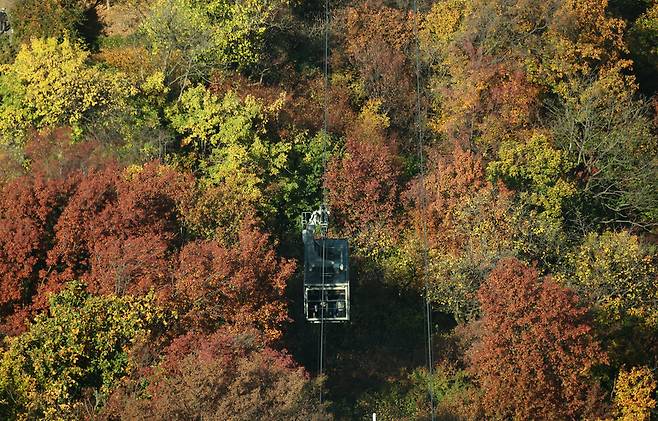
[
  {"left": 79, "top": 6, "right": 104, "bottom": 51},
  {"left": 285, "top": 251, "right": 455, "bottom": 419}
]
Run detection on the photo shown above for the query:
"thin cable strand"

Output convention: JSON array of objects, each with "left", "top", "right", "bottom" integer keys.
[
  {"left": 412, "top": 0, "right": 435, "bottom": 419},
  {"left": 319, "top": 0, "right": 330, "bottom": 406}
]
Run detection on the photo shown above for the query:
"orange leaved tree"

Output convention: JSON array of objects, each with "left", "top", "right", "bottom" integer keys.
[{"left": 468, "top": 258, "right": 608, "bottom": 419}]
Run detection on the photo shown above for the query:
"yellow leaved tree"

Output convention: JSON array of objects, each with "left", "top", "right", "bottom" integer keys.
[
  {"left": 614, "top": 366, "right": 657, "bottom": 421},
  {"left": 0, "top": 37, "right": 130, "bottom": 146}
]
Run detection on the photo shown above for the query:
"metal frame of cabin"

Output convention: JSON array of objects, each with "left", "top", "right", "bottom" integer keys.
[{"left": 301, "top": 209, "right": 350, "bottom": 323}]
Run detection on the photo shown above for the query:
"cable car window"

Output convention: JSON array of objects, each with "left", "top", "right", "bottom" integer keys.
[
  {"left": 304, "top": 238, "right": 349, "bottom": 285},
  {"left": 305, "top": 286, "right": 349, "bottom": 322}
]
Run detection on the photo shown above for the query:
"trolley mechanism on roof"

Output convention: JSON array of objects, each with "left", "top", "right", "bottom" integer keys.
[{"left": 302, "top": 204, "right": 349, "bottom": 323}]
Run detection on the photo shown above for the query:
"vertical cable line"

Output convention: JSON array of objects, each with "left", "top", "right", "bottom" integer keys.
[
  {"left": 412, "top": 0, "right": 435, "bottom": 419},
  {"left": 319, "top": 0, "right": 330, "bottom": 406}
]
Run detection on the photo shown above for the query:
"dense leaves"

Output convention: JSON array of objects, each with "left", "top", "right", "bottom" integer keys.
[
  {"left": 406, "top": 146, "right": 519, "bottom": 321},
  {"left": 0, "top": 159, "right": 193, "bottom": 333},
  {"left": 174, "top": 220, "right": 295, "bottom": 340},
  {"left": 614, "top": 366, "right": 657, "bottom": 421},
  {"left": 325, "top": 101, "right": 402, "bottom": 250},
  {"left": 0, "top": 0, "right": 657, "bottom": 417},
  {"left": 140, "top": 0, "right": 289, "bottom": 92},
  {"left": 0, "top": 143, "right": 82, "bottom": 334},
  {"left": 103, "top": 328, "right": 329, "bottom": 420},
  {"left": 469, "top": 259, "right": 607, "bottom": 420},
  {"left": 0, "top": 282, "right": 165, "bottom": 419},
  {"left": 9, "top": 0, "right": 87, "bottom": 45},
  {"left": 0, "top": 38, "right": 128, "bottom": 145}
]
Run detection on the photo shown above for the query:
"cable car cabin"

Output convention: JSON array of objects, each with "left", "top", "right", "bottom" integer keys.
[
  {"left": 303, "top": 238, "right": 349, "bottom": 285},
  {"left": 302, "top": 206, "right": 350, "bottom": 323},
  {"left": 0, "top": 10, "right": 10, "bottom": 35}
]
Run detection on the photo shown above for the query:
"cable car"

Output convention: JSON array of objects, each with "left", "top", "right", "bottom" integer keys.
[
  {"left": 0, "top": 9, "right": 10, "bottom": 35},
  {"left": 302, "top": 205, "right": 349, "bottom": 323},
  {"left": 0, "top": 7, "right": 14, "bottom": 35}
]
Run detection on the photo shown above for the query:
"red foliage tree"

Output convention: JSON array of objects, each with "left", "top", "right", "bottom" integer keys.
[
  {"left": 174, "top": 219, "right": 295, "bottom": 341},
  {"left": 0, "top": 131, "right": 112, "bottom": 334},
  {"left": 468, "top": 258, "right": 608, "bottom": 420},
  {"left": 45, "top": 163, "right": 194, "bottom": 301},
  {"left": 0, "top": 173, "right": 77, "bottom": 335},
  {"left": 325, "top": 113, "right": 402, "bottom": 247},
  {"left": 0, "top": 139, "right": 295, "bottom": 342},
  {"left": 0, "top": 153, "right": 197, "bottom": 334},
  {"left": 102, "top": 328, "right": 329, "bottom": 420}
]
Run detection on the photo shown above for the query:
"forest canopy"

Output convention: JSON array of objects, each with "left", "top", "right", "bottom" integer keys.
[{"left": 0, "top": 0, "right": 656, "bottom": 419}]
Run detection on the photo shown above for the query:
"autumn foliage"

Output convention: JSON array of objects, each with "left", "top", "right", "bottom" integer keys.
[
  {"left": 0, "top": 136, "right": 293, "bottom": 341},
  {"left": 0, "top": 158, "right": 190, "bottom": 333},
  {"left": 0, "top": 156, "right": 81, "bottom": 334},
  {"left": 174, "top": 221, "right": 295, "bottom": 340},
  {"left": 468, "top": 258, "right": 607, "bottom": 420},
  {"left": 325, "top": 102, "right": 402, "bottom": 247},
  {"left": 613, "top": 366, "right": 657, "bottom": 421},
  {"left": 103, "top": 328, "right": 329, "bottom": 420},
  {"left": 0, "top": 282, "right": 165, "bottom": 419},
  {"left": 0, "top": 0, "right": 657, "bottom": 418},
  {"left": 343, "top": 2, "right": 416, "bottom": 130}
]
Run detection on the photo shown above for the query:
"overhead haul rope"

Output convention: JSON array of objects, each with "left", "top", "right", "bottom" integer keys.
[
  {"left": 318, "top": 0, "right": 330, "bottom": 406},
  {"left": 412, "top": 0, "right": 435, "bottom": 419},
  {"left": 315, "top": 0, "right": 431, "bottom": 413}
]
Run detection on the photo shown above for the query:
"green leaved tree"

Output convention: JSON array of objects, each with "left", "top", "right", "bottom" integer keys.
[
  {"left": 140, "top": 0, "right": 289, "bottom": 94},
  {"left": 0, "top": 282, "right": 166, "bottom": 419},
  {"left": 167, "top": 85, "right": 290, "bottom": 212},
  {"left": 0, "top": 37, "right": 130, "bottom": 146}
]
